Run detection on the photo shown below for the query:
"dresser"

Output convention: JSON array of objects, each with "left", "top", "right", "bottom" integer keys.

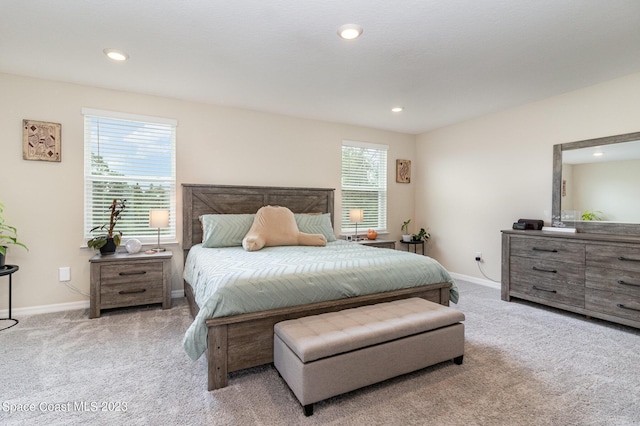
[
  {"left": 356, "top": 239, "right": 395, "bottom": 249},
  {"left": 502, "top": 230, "right": 640, "bottom": 329},
  {"left": 89, "top": 251, "right": 172, "bottom": 318}
]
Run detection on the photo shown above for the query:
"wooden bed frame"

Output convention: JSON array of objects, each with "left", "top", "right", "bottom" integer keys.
[{"left": 182, "top": 184, "right": 452, "bottom": 391}]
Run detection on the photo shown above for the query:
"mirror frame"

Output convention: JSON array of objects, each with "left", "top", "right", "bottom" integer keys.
[{"left": 552, "top": 131, "right": 640, "bottom": 236}]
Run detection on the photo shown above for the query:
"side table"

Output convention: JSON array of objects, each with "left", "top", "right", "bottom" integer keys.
[
  {"left": 0, "top": 264, "right": 19, "bottom": 330},
  {"left": 89, "top": 251, "right": 172, "bottom": 318},
  {"left": 400, "top": 240, "right": 425, "bottom": 255}
]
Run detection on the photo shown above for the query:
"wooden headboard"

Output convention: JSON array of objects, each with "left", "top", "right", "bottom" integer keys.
[{"left": 182, "top": 184, "right": 335, "bottom": 254}]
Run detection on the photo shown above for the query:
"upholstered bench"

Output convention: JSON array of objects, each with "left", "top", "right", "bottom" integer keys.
[{"left": 273, "top": 297, "right": 465, "bottom": 416}]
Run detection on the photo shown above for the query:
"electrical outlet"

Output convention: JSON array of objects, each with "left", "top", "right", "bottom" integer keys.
[
  {"left": 59, "top": 267, "right": 71, "bottom": 282},
  {"left": 475, "top": 252, "right": 482, "bottom": 262}
]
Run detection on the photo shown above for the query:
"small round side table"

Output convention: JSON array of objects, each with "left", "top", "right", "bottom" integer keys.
[
  {"left": 0, "top": 264, "right": 19, "bottom": 331},
  {"left": 399, "top": 240, "right": 425, "bottom": 255}
]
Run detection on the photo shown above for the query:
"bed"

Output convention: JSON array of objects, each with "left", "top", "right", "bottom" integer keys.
[{"left": 181, "top": 184, "right": 458, "bottom": 390}]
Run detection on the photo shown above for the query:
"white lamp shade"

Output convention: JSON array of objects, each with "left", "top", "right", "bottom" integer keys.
[
  {"left": 349, "top": 209, "right": 364, "bottom": 223},
  {"left": 149, "top": 210, "right": 169, "bottom": 228}
]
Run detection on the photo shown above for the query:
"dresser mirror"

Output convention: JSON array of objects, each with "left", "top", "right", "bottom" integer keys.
[{"left": 552, "top": 131, "right": 640, "bottom": 235}]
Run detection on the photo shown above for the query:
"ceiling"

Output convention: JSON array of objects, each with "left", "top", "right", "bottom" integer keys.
[
  {"left": 563, "top": 139, "right": 640, "bottom": 164},
  {"left": 2, "top": 0, "right": 640, "bottom": 135}
]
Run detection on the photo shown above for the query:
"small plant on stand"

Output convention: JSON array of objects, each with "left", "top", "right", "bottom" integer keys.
[
  {"left": 412, "top": 228, "right": 430, "bottom": 242},
  {"left": 87, "top": 199, "right": 127, "bottom": 253},
  {"left": 401, "top": 219, "right": 412, "bottom": 242}
]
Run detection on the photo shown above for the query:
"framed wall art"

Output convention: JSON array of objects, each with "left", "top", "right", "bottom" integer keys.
[
  {"left": 23, "top": 119, "right": 61, "bottom": 162},
  {"left": 396, "top": 159, "right": 411, "bottom": 183}
]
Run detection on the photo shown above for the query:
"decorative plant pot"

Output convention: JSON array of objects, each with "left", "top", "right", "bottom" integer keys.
[
  {"left": 402, "top": 235, "right": 412, "bottom": 242},
  {"left": 0, "top": 250, "right": 5, "bottom": 268},
  {"left": 100, "top": 238, "right": 117, "bottom": 255}
]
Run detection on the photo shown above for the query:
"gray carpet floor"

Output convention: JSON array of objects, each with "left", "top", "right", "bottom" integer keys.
[{"left": 1, "top": 280, "right": 639, "bottom": 425}]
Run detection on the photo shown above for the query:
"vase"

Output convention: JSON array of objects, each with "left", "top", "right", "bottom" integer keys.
[{"left": 100, "top": 238, "right": 117, "bottom": 255}]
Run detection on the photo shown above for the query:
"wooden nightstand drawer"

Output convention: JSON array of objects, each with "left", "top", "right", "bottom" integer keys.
[
  {"left": 100, "top": 261, "right": 163, "bottom": 285},
  {"left": 100, "top": 281, "right": 164, "bottom": 309}
]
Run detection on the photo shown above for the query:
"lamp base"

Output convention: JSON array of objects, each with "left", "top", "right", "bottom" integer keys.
[{"left": 150, "top": 247, "right": 166, "bottom": 252}]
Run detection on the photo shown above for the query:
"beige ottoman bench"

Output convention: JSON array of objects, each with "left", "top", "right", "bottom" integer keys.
[{"left": 273, "top": 297, "right": 465, "bottom": 416}]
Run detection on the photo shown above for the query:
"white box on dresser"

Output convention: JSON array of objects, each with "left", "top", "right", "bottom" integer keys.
[{"left": 502, "top": 230, "right": 640, "bottom": 329}]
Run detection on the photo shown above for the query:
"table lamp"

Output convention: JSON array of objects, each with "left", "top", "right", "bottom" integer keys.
[
  {"left": 350, "top": 209, "right": 364, "bottom": 241},
  {"left": 149, "top": 210, "right": 169, "bottom": 252}
]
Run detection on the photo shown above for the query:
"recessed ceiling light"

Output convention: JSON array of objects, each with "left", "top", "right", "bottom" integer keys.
[
  {"left": 391, "top": 107, "right": 404, "bottom": 113},
  {"left": 103, "top": 48, "right": 129, "bottom": 61},
  {"left": 593, "top": 152, "right": 604, "bottom": 157},
  {"left": 338, "top": 24, "right": 363, "bottom": 40}
]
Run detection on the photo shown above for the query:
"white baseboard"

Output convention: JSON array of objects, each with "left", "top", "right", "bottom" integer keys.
[
  {"left": 449, "top": 272, "right": 501, "bottom": 290},
  {"left": 0, "top": 300, "right": 90, "bottom": 317},
  {"left": 0, "top": 289, "right": 186, "bottom": 317}
]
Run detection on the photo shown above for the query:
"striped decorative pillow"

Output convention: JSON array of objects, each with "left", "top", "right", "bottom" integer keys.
[
  {"left": 200, "top": 214, "right": 255, "bottom": 247},
  {"left": 294, "top": 213, "right": 336, "bottom": 242}
]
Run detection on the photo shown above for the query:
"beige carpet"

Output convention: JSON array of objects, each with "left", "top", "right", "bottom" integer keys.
[{"left": 1, "top": 280, "right": 639, "bottom": 425}]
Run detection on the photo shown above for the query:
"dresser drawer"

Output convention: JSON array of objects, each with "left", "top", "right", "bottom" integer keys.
[
  {"left": 100, "top": 261, "right": 164, "bottom": 285},
  {"left": 511, "top": 257, "right": 584, "bottom": 286},
  {"left": 586, "top": 244, "right": 640, "bottom": 273},
  {"left": 510, "top": 278, "right": 585, "bottom": 308},
  {"left": 586, "top": 289, "right": 640, "bottom": 323},
  {"left": 100, "top": 281, "right": 164, "bottom": 309},
  {"left": 585, "top": 266, "right": 640, "bottom": 298},
  {"left": 511, "top": 236, "right": 585, "bottom": 264}
]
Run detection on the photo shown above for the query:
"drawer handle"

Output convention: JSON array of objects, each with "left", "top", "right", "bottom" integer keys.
[
  {"left": 618, "top": 256, "right": 640, "bottom": 263},
  {"left": 119, "top": 289, "right": 147, "bottom": 295},
  {"left": 532, "top": 247, "right": 558, "bottom": 253},
  {"left": 119, "top": 271, "right": 147, "bottom": 276},
  {"left": 533, "top": 286, "right": 557, "bottom": 294},
  {"left": 617, "top": 279, "right": 640, "bottom": 287},
  {"left": 532, "top": 266, "right": 557, "bottom": 274},
  {"left": 616, "top": 303, "right": 640, "bottom": 313}
]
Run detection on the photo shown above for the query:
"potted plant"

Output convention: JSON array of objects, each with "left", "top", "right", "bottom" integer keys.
[
  {"left": 88, "top": 199, "right": 127, "bottom": 255},
  {"left": 412, "top": 227, "right": 430, "bottom": 242},
  {"left": 401, "top": 219, "right": 412, "bottom": 242},
  {"left": 581, "top": 210, "right": 603, "bottom": 221},
  {"left": 0, "top": 201, "right": 28, "bottom": 267}
]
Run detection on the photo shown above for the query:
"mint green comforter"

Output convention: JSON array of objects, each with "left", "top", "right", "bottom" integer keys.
[{"left": 182, "top": 240, "right": 458, "bottom": 360}]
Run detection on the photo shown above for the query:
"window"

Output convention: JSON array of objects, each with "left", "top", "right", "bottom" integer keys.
[
  {"left": 83, "top": 108, "right": 177, "bottom": 244},
  {"left": 341, "top": 140, "right": 388, "bottom": 233}
]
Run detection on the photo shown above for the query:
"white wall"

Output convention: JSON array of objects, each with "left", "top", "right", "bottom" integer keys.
[
  {"left": 4, "top": 70, "right": 640, "bottom": 311},
  {"left": 569, "top": 160, "right": 640, "bottom": 222},
  {"left": 415, "top": 72, "right": 640, "bottom": 281},
  {"left": 0, "top": 72, "right": 415, "bottom": 312}
]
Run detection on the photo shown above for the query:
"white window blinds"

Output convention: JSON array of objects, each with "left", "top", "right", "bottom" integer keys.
[
  {"left": 83, "top": 108, "right": 177, "bottom": 243},
  {"left": 341, "top": 140, "right": 388, "bottom": 233}
]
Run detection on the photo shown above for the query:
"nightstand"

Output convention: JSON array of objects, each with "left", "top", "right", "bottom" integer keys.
[
  {"left": 356, "top": 239, "right": 395, "bottom": 249},
  {"left": 89, "top": 251, "right": 172, "bottom": 318}
]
